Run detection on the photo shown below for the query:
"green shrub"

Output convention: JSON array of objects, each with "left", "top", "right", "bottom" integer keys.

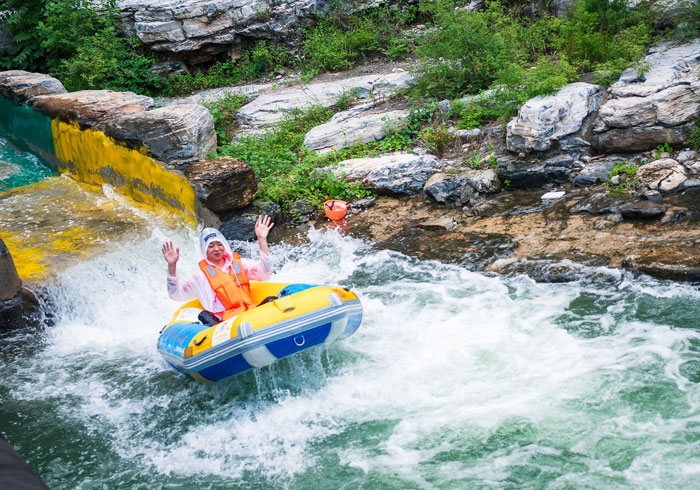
[
  {"left": 1, "top": 0, "right": 160, "bottom": 94},
  {"left": 204, "top": 92, "right": 250, "bottom": 144},
  {"left": 420, "top": 124, "right": 455, "bottom": 155},
  {"left": 215, "top": 105, "right": 370, "bottom": 207},
  {"left": 162, "top": 41, "right": 287, "bottom": 96},
  {"left": 412, "top": 1, "right": 525, "bottom": 99},
  {"left": 0, "top": 0, "right": 47, "bottom": 71}
]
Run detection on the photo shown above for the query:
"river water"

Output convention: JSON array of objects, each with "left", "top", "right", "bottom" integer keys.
[{"left": 2, "top": 138, "right": 700, "bottom": 489}]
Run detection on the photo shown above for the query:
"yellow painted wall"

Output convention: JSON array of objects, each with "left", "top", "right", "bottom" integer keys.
[{"left": 51, "top": 119, "right": 197, "bottom": 223}]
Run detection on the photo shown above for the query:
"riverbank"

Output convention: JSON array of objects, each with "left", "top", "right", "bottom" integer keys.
[{"left": 280, "top": 183, "right": 700, "bottom": 283}]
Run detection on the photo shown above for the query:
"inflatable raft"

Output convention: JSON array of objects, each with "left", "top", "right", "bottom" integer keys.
[{"left": 158, "top": 282, "right": 362, "bottom": 382}]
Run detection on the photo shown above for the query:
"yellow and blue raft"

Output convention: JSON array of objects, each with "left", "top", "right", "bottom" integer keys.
[{"left": 158, "top": 283, "right": 363, "bottom": 382}]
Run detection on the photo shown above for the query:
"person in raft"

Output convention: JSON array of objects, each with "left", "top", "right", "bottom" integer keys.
[{"left": 161, "top": 215, "right": 275, "bottom": 326}]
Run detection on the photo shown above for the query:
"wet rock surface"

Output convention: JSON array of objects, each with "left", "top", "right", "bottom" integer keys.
[
  {"left": 220, "top": 200, "right": 282, "bottom": 242},
  {"left": 184, "top": 156, "right": 257, "bottom": 213},
  {"left": 294, "top": 185, "right": 700, "bottom": 283},
  {"left": 0, "top": 237, "right": 21, "bottom": 302},
  {"left": 620, "top": 201, "right": 668, "bottom": 219}
]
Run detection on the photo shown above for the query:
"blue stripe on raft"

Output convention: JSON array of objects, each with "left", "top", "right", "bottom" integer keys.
[
  {"left": 198, "top": 354, "right": 253, "bottom": 382},
  {"left": 265, "top": 321, "right": 332, "bottom": 359},
  {"left": 158, "top": 322, "right": 209, "bottom": 358}
]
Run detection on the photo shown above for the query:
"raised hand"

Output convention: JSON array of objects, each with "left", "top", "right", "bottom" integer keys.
[
  {"left": 255, "top": 214, "right": 275, "bottom": 241},
  {"left": 161, "top": 241, "right": 180, "bottom": 265},
  {"left": 161, "top": 241, "right": 180, "bottom": 276}
]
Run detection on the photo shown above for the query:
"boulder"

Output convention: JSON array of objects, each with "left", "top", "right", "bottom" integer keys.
[
  {"left": 506, "top": 82, "right": 602, "bottom": 154},
  {"left": 619, "top": 200, "right": 667, "bottom": 219},
  {"left": 592, "top": 40, "right": 700, "bottom": 152},
  {"left": 0, "top": 237, "right": 21, "bottom": 302},
  {"left": 333, "top": 152, "right": 446, "bottom": 195},
  {"left": 237, "top": 72, "right": 413, "bottom": 127},
  {"left": 637, "top": 158, "right": 688, "bottom": 193},
  {"left": 424, "top": 169, "right": 501, "bottom": 207},
  {"left": 498, "top": 154, "right": 576, "bottom": 188},
  {"left": 0, "top": 238, "right": 41, "bottom": 331},
  {"left": 573, "top": 159, "right": 617, "bottom": 187},
  {"left": 304, "top": 108, "right": 408, "bottom": 153},
  {"left": 184, "top": 156, "right": 257, "bottom": 213},
  {"left": 30, "top": 90, "right": 154, "bottom": 131},
  {"left": 0, "top": 70, "right": 67, "bottom": 104},
  {"left": 220, "top": 200, "right": 281, "bottom": 242},
  {"left": 106, "top": 104, "right": 216, "bottom": 166}
]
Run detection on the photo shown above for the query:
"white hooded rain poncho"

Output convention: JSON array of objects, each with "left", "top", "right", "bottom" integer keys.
[{"left": 167, "top": 228, "right": 272, "bottom": 314}]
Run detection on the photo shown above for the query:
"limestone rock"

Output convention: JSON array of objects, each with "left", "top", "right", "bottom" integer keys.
[
  {"left": 30, "top": 90, "right": 154, "bottom": 131},
  {"left": 184, "top": 156, "right": 257, "bottom": 213},
  {"left": 237, "top": 72, "right": 413, "bottom": 127},
  {"left": 637, "top": 158, "right": 688, "bottom": 193},
  {"left": 506, "top": 82, "right": 602, "bottom": 154},
  {"left": 162, "top": 82, "right": 274, "bottom": 106},
  {"left": 0, "top": 70, "right": 67, "bottom": 104},
  {"left": 106, "top": 104, "right": 216, "bottom": 166},
  {"left": 498, "top": 154, "right": 575, "bottom": 188},
  {"left": 117, "top": 0, "right": 389, "bottom": 61},
  {"left": 424, "top": 169, "right": 500, "bottom": 207},
  {"left": 333, "top": 152, "right": 445, "bottom": 195},
  {"left": 620, "top": 200, "right": 667, "bottom": 219},
  {"left": 0, "top": 237, "right": 21, "bottom": 302},
  {"left": 304, "top": 108, "right": 408, "bottom": 153},
  {"left": 592, "top": 40, "right": 700, "bottom": 152}
]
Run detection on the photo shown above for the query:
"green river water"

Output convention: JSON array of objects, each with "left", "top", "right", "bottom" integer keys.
[{"left": 2, "top": 137, "right": 700, "bottom": 489}]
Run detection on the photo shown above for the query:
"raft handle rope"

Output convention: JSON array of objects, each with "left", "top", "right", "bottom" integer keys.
[{"left": 194, "top": 335, "right": 208, "bottom": 346}]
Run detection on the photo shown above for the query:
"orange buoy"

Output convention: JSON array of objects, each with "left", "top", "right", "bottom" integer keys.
[{"left": 324, "top": 200, "right": 348, "bottom": 220}]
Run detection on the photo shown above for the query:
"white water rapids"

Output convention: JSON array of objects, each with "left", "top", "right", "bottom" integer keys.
[{"left": 2, "top": 169, "right": 700, "bottom": 489}]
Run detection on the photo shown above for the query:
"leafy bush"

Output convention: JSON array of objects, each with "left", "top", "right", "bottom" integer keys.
[
  {"left": 204, "top": 92, "right": 250, "bottom": 144},
  {"left": 0, "top": 0, "right": 46, "bottom": 71},
  {"left": 1, "top": 0, "right": 160, "bottom": 93},
  {"left": 301, "top": 3, "right": 420, "bottom": 75},
  {"left": 215, "top": 105, "right": 369, "bottom": 207},
  {"left": 412, "top": 1, "right": 525, "bottom": 99},
  {"left": 420, "top": 124, "right": 455, "bottom": 155},
  {"left": 415, "top": 0, "right": 655, "bottom": 128},
  {"left": 162, "top": 42, "right": 287, "bottom": 96}
]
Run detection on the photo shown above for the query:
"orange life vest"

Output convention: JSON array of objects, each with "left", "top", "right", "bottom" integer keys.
[{"left": 199, "top": 252, "right": 255, "bottom": 320}]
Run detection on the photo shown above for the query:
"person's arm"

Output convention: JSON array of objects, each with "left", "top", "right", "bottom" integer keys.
[
  {"left": 255, "top": 214, "right": 274, "bottom": 257},
  {"left": 162, "top": 240, "right": 195, "bottom": 301},
  {"left": 244, "top": 215, "right": 274, "bottom": 280}
]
